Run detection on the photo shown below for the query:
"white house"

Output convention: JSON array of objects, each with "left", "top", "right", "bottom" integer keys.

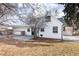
[
  {"left": 9, "top": 13, "right": 64, "bottom": 40},
  {"left": 38, "top": 16, "right": 64, "bottom": 39}
]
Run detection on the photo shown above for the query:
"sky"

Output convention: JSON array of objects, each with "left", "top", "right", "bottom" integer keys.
[
  {"left": 18, "top": 3, "right": 65, "bottom": 18},
  {"left": 44, "top": 3, "right": 65, "bottom": 17}
]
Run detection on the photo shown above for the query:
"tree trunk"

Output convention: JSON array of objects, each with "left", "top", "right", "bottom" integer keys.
[
  {"left": 33, "top": 27, "right": 39, "bottom": 39},
  {"left": 5, "top": 29, "right": 13, "bottom": 40},
  {"left": 72, "top": 20, "right": 77, "bottom": 30},
  {"left": 34, "top": 27, "right": 37, "bottom": 39}
]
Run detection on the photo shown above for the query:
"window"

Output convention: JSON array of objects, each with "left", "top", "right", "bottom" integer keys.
[
  {"left": 27, "top": 28, "right": 30, "bottom": 32},
  {"left": 53, "top": 26, "right": 58, "bottom": 33},
  {"left": 41, "top": 28, "right": 44, "bottom": 32},
  {"left": 45, "top": 16, "right": 51, "bottom": 22}
]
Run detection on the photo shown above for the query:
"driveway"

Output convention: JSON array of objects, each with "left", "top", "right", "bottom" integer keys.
[
  {"left": 63, "top": 35, "right": 79, "bottom": 41},
  {"left": 13, "top": 35, "right": 33, "bottom": 41}
]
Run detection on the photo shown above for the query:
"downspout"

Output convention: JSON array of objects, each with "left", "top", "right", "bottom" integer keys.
[{"left": 61, "top": 24, "right": 64, "bottom": 41}]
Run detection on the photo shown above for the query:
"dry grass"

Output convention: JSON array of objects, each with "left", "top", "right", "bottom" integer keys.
[{"left": 0, "top": 39, "right": 79, "bottom": 56}]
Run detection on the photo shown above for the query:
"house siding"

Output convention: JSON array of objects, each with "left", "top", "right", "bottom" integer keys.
[
  {"left": 38, "top": 16, "right": 63, "bottom": 39},
  {"left": 13, "top": 27, "right": 32, "bottom": 36}
]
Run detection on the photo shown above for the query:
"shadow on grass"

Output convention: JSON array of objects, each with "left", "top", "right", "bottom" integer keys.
[{"left": 0, "top": 38, "right": 63, "bottom": 48}]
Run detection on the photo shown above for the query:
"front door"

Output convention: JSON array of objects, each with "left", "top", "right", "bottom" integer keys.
[{"left": 21, "top": 31, "right": 25, "bottom": 36}]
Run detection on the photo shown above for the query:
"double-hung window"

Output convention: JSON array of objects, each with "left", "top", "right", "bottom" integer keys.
[
  {"left": 53, "top": 26, "right": 58, "bottom": 33},
  {"left": 41, "top": 28, "right": 44, "bottom": 32}
]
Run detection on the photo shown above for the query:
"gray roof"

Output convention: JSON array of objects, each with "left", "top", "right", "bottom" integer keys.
[{"left": 57, "top": 18, "right": 67, "bottom": 26}]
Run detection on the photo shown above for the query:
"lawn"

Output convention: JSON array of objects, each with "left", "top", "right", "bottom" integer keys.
[{"left": 0, "top": 39, "right": 79, "bottom": 56}]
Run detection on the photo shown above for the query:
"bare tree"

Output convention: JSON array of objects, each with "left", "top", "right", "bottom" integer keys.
[
  {"left": 27, "top": 4, "right": 60, "bottom": 38},
  {"left": 0, "top": 3, "right": 17, "bottom": 25},
  {"left": 18, "top": 3, "right": 47, "bottom": 38},
  {"left": 0, "top": 3, "right": 59, "bottom": 39},
  {"left": 0, "top": 3, "right": 17, "bottom": 39}
]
